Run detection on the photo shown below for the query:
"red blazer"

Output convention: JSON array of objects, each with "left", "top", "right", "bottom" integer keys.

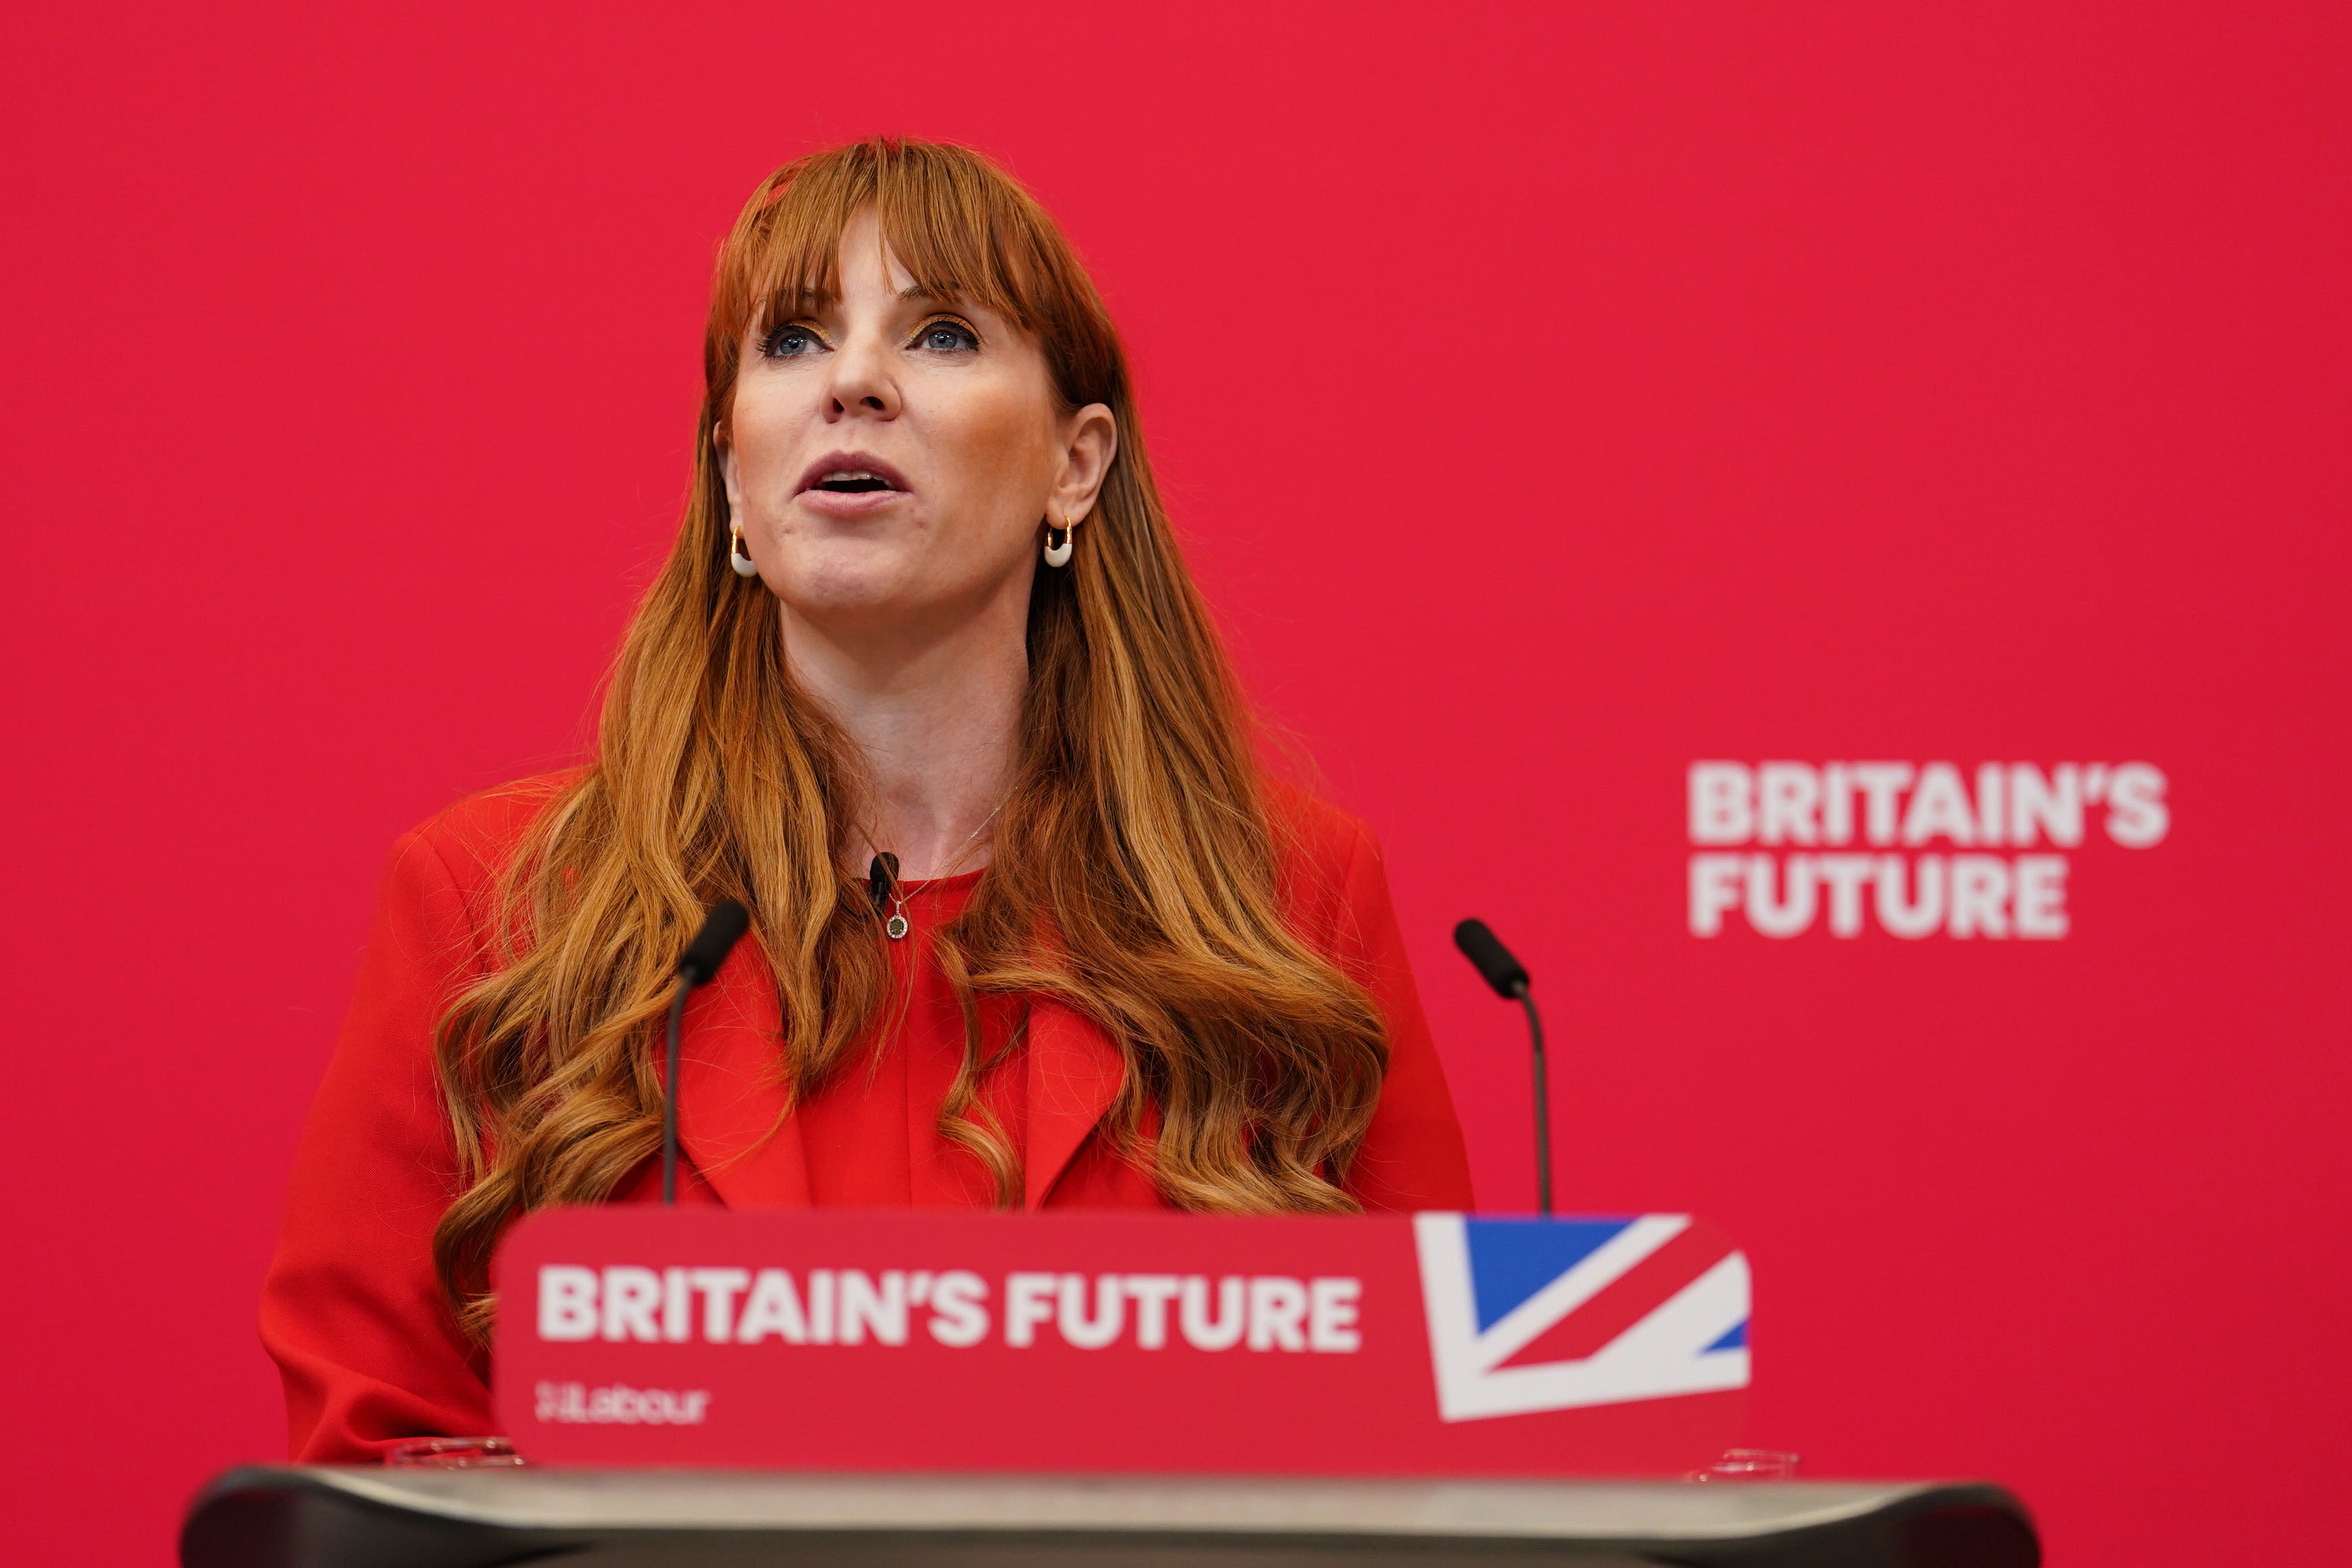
[{"left": 260, "top": 777, "right": 1474, "bottom": 1461}]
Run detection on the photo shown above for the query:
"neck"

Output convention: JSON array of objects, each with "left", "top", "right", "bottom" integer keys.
[{"left": 781, "top": 591, "right": 1028, "bottom": 880}]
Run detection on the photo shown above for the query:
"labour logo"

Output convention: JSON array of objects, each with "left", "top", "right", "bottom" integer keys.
[{"left": 1413, "top": 1214, "right": 1750, "bottom": 1421}]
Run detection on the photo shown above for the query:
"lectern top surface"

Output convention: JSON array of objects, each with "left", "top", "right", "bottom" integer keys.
[{"left": 299, "top": 1467, "right": 1974, "bottom": 1542}]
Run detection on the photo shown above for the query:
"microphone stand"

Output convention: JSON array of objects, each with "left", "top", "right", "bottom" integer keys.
[
  {"left": 1453, "top": 917, "right": 1554, "bottom": 1216},
  {"left": 1519, "top": 986, "right": 1551, "bottom": 1216},
  {"left": 664, "top": 900, "right": 751, "bottom": 1206},
  {"left": 662, "top": 983, "right": 691, "bottom": 1206}
]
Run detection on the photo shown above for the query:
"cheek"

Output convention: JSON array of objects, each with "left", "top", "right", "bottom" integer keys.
[
  {"left": 727, "top": 385, "right": 810, "bottom": 499},
  {"left": 935, "top": 381, "right": 1058, "bottom": 503}
]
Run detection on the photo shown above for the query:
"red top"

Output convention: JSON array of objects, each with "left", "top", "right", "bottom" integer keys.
[
  {"left": 259, "top": 777, "right": 1474, "bottom": 1461},
  {"left": 795, "top": 869, "right": 1033, "bottom": 1207}
]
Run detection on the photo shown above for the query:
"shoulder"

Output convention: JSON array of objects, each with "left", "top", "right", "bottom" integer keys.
[
  {"left": 391, "top": 770, "right": 583, "bottom": 902},
  {"left": 1267, "top": 776, "right": 1376, "bottom": 866},
  {"left": 1265, "top": 777, "right": 1383, "bottom": 938}
]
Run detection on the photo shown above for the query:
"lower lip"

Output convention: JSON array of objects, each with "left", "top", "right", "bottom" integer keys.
[{"left": 797, "top": 487, "right": 908, "bottom": 519}]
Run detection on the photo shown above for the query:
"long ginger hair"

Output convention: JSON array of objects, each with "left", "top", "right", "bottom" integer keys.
[{"left": 431, "top": 139, "right": 1388, "bottom": 1334}]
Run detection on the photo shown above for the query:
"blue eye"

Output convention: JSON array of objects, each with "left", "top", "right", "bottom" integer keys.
[
  {"left": 763, "top": 326, "right": 819, "bottom": 358},
  {"left": 918, "top": 321, "right": 979, "bottom": 353}
]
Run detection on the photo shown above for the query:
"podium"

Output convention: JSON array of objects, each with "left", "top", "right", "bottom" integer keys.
[
  {"left": 181, "top": 1467, "right": 2040, "bottom": 1567},
  {"left": 196, "top": 1210, "right": 2038, "bottom": 1563}
]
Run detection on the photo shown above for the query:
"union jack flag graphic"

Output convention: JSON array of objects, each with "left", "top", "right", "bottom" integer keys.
[{"left": 1414, "top": 1214, "right": 1751, "bottom": 1422}]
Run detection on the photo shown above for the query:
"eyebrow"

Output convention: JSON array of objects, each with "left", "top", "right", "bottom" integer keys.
[{"left": 762, "top": 285, "right": 964, "bottom": 322}]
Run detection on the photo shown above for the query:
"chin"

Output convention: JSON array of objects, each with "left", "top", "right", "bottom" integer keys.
[{"left": 775, "top": 540, "right": 923, "bottom": 621}]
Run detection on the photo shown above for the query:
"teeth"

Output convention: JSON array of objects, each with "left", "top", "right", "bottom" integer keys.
[{"left": 827, "top": 470, "right": 877, "bottom": 481}]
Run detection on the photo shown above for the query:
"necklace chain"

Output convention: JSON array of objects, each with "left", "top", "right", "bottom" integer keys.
[{"left": 878, "top": 795, "right": 1007, "bottom": 941}]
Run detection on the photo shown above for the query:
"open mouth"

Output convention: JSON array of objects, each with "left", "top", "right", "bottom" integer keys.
[
  {"left": 797, "top": 454, "right": 912, "bottom": 497},
  {"left": 814, "top": 471, "right": 896, "bottom": 493}
]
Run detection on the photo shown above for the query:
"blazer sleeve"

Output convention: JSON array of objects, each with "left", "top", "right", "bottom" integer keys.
[
  {"left": 258, "top": 826, "right": 497, "bottom": 1461},
  {"left": 1322, "top": 822, "right": 1478, "bottom": 1212}
]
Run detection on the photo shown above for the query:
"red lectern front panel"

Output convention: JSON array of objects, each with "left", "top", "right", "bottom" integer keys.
[{"left": 493, "top": 1208, "right": 1748, "bottom": 1475}]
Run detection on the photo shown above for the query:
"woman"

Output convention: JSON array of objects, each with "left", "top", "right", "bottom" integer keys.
[{"left": 262, "top": 138, "right": 1472, "bottom": 1463}]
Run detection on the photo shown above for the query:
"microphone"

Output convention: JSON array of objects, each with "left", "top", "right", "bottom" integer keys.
[
  {"left": 1454, "top": 917, "right": 1529, "bottom": 1000},
  {"left": 664, "top": 900, "right": 750, "bottom": 1204},
  {"left": 866, "top": 852, "right": 900, "bottom": 916},
  {"left": 1452, "top": 918, "right": 1552, "bottom": 1215},
  {"left": 678, "top": 899, "right": 750, "bottom": 986}
]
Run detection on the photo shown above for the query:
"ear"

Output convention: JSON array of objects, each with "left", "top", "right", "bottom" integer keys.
[
  {"left": 714, "top": 419, "right": 745, "bottom": 518},
  {"left": 1049, "top": 403, "right": 1119, "bottom": 525}
]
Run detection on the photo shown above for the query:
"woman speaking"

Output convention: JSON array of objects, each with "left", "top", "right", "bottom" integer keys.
[{"left": 262, "top": 139, "right": 1472, "bottom": 1461}]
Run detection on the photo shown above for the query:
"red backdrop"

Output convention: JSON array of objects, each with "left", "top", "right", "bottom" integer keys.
[{"left": 5, "top": 3, "right": 2346, "bottom": 1563}]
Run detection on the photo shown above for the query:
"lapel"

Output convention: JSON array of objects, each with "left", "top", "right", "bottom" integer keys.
[
  {"left": 672, "top": 945, "right": 1127, "bottom": 1210},
  {"left": 673, "top": 941, "right": 809, "bottom": 1208},
  {"left": 1022, "top": 993, "right": 1127, "bottom": 1209}
]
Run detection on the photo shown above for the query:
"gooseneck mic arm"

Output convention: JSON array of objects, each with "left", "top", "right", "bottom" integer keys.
[
  {"left": 1518, "top": 987, "right": 1550, "bottom": 1216},
  {"left": 1453, "top": 918, "right": 1552, "bottom": 1216},
  {"left": 664, "top": 899, "right": 751, "bottom": 1206}
]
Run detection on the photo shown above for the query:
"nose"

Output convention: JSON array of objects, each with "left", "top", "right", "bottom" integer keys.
[{"left": 823, "top": 331, "right": 900, "bottom": 422}]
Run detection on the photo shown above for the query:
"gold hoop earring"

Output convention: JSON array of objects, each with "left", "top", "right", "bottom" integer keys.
[
  {"left": 1043, "top": 510, "right": 1075, "bottom": 568},
  {"left": 728, "top": 520, "right": 760, "bottom": 579}
]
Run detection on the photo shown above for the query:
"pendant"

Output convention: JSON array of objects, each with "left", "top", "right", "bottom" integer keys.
[{"left": 885, "top": 913, "right": 910, "bottom": 940}]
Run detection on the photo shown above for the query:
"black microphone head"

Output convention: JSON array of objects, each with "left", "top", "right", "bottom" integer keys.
[
  {"left": 678, "top": 899, "right": 751, "bottom": 987},
  {"left": 1453, "top": 918, "right": 1530, "bottom": 999}
]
